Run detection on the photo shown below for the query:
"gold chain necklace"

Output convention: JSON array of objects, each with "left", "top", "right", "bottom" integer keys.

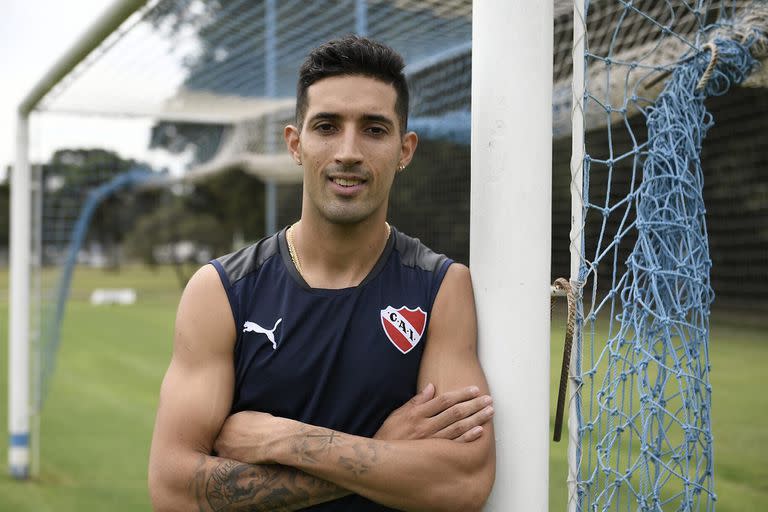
[
  {"left": 286, "top": 224, "right": 304, "bottom": 277},
  {"left": 287, "top": 222, "right": 391, "bottom": 280}
]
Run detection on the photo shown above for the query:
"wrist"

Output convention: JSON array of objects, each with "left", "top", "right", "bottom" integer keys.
[{"left": 269, "top": 417, "right": 301, "bottom": 465}]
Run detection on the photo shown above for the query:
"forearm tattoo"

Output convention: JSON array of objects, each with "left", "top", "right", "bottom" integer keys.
[
  {"left": 290, "top": 426, "right": 386, "bottom": 477},
  {"left": 189, "top": 427, "right": 389, "bottom": 510},
  {"left": 189, "top": 455, "right": 345, "bottom": 511}
]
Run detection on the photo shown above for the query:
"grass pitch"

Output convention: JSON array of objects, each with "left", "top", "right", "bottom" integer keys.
[
  {"left": 0, "top": 266, "right": 179, "bottom": 510},
  {"left": 548, "top": 309, "right": 768, "bottom": 512},
  {"left": 0, "top": 265, "right": 765, "bottom": 510}
]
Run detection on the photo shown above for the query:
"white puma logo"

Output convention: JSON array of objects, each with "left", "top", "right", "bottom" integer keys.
[{"left": 243, "top": 318, "right": 283, "bottom": 349}]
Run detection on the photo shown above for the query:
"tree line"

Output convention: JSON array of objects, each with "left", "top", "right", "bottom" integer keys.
[{"left": 0, "top": 148, "right": 269, "bottom": 287}]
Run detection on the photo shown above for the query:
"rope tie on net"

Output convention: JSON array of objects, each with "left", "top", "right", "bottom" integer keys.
[
  {"left": 695, "top": 42, "right": 719, "bottom": 91},
  {"left": 551, "top": 277, "right": 577, "bottom": 443}
]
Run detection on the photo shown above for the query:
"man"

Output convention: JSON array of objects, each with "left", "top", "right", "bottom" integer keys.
[{"left": 149, "top": 36, "right": 495, "bottom": 511}]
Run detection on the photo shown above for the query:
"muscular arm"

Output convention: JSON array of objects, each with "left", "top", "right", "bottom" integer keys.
[
  {"left": 187, "top": 455, "right": 343, "bottom": 511},
  {"left": 216, "top": 264, "right": 495, "bottom": 512},
  {"left": 148, "top": 265, "right": 347, "bottom": 511}
]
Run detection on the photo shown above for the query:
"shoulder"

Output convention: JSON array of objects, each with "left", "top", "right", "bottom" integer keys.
[
  {"left": 392, "top": 227, "right": 452, "bottom": 274},
  {"left": 183, "top": 263, "right": 226, "bottom": 295},
  {"left": 436, "top": 263, "right": 474, "bottom": 303},
  {"left": 174, "top": 264, "right": 237, "bottom": 359},
  {"left": 443, "top": 262, "right": 471, "bottom": 283},
  {"left": 424, "top": 262, "right": 477, "bottom": 355}
]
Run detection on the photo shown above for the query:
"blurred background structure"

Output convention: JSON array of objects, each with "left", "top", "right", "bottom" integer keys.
[{"left": 13, "top": 1, "right": 763, "bottom": 313}]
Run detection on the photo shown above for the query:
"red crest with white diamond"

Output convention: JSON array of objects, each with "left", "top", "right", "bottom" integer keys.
[{"left": 380, "top": 306, "right": 427, "bottom": 354}]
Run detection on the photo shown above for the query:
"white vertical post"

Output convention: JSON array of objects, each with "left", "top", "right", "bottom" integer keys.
[
  {"left": 471, "top": 1, "right": 553, "bottom": 510},
  {"left": 568, "top": 2, "right": 587, "bottom": 511},
  {"left": 9, "top": 113, "right": 31, "bottom": 479},
  {"left": 8, "top": 0, "right": 149, "bottom": 479}
]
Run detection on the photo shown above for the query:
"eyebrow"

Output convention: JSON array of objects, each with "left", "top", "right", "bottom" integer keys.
[{"left": 309, "top": 112, "right": 396, "bottom": 128}]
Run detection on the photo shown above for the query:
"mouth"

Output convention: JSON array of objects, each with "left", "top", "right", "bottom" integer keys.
[
  {"left": 330, "top": 176, "right": 366, "bottom": 187},
  {"left": 328, "top": 171, "right": 369, "bottom": 192}
]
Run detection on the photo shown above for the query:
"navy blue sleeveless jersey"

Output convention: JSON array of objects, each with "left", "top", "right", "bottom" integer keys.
[{"left": 210, "top": 226, "right": 453, "bottom": 511}]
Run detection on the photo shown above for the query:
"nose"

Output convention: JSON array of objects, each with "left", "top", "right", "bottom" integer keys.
[{"left": 334, "top": 129, "right": 364, "bottom": 167}]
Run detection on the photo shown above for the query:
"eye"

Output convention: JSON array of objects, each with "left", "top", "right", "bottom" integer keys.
[
  {"left": 314, "top": 122, "right": 336, "bottom": 134},
  {"left": 366, "top": 125, "right": 388, "bottom": 136}
]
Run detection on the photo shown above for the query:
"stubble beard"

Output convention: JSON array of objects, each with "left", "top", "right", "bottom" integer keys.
[
  {"left": 313, "top": 196, "right": 377, "bottom": 226},
  {"left": 305, "top": 164, "right": 392, "bottom": 227}
]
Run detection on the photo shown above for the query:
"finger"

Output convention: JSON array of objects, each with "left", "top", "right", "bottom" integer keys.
[
  {"left": 420, "top": 386, "right": 482, "bottom": 417},
  {"left": 428, "top": 394, "right": 492, "bottom": 432},
  {"left": 432, "top": 402, "right": 494, "bottom": 439},
  {"left": 436, "top": 406, "right": 493, "bottom": 441},
  {"left": 410, "top": 382, "right": 435, "bottom": 405},
  {"left": 456, "top": 426, "right": 484, "bottom": 443}
]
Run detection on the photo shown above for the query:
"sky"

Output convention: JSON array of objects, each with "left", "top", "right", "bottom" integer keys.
[{"left": 0, "top": 0, "right": 174, "bottom": 178}]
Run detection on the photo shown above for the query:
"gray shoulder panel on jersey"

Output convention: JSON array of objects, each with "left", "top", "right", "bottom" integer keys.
[
  {"left": 215, "top": 230, "right": 281, "bottom": 285},
  {"left": 392, "top": 227, "right": 451, "bottom": 273}
]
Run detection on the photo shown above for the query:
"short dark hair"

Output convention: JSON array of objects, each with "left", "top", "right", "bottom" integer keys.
[{"left": 295, "top": 35, "right": 409, "bottom": 133}]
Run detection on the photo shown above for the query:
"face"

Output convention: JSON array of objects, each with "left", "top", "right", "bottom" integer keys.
[{"left": 285, "top": 75, "right": 417, "bottom": 226}]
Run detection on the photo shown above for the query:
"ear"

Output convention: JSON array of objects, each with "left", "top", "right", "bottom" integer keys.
[
  {"left": 398, "top": 131, "right": 419, "bottom": 170},
  {"left": 284, "top": 125, "right": 302, "bottom": 164}
]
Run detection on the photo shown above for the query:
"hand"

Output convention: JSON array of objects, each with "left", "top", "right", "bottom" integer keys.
[
  {"left": 374, "top": 383, "right": 494, "bottom": 443},
  {"left": 213, "top": 411, "right": 283, "bottom": 464}
]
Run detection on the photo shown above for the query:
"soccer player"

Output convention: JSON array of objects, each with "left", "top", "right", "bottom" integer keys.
[{"left": 149, "top": 35, "right": 495, "bottom": 511}]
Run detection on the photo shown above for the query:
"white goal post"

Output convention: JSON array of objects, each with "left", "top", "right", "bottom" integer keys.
[
  {"left": 9, "top": 0, "right": 150, "bottom": 479},
  {"left": 471, "top": 0, "right": 553, "bottom": 510}
]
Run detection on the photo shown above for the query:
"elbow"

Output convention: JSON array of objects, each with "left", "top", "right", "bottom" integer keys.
[
  {"left": 463, "top": 482, "right": 494, "bottom": 512},
  {"left": 148, "top": 485, "right": 169, "bottom": 512},
  {"left": 149, "top": 474, "right": 191, "bottom": 512},
  {"left": 452, "top": 442, "right": 496, "bottom": 512},
  {"left": 148, "top": 457, "right": 198, "bottom": 512},
  {"left": 423, "top": 479, "right": 492, "bottom": 512},
  {"left": 453, "top": 468, "right": 495, "bottom": 512},
  {"left": 426, "top": 448, "right": 496, "bottom": 512},
  {"left": 148, "top": 464, "right": 174, "bottom": 512}
]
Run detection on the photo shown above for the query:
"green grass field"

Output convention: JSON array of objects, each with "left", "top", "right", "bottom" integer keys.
[{"left": 0, "top": 265, "right": 765, "bottom": 510}]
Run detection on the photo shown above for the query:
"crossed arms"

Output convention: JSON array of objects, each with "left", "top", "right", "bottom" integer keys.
[{"left": 148, "top": 263, "right": 495, "bottom": 511}]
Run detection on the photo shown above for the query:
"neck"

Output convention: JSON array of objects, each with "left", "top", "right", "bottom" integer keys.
[{"left": 290, "top": 215, "right": 391, "bottom": 289}]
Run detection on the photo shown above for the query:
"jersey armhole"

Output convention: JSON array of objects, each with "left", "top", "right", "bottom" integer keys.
[
  {"left": 208, "top": 259, "right": 240, "bottom": 337},
  {"left": 429, "top": 257, "right": 454, "bottom": 308},
  {"left": 423, "top": 257, "right": 455, "bottom": 341}
]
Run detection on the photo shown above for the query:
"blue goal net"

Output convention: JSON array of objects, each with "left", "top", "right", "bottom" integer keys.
[{"left": 570, "top": 1, "right": 766, "bottom": 510}]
